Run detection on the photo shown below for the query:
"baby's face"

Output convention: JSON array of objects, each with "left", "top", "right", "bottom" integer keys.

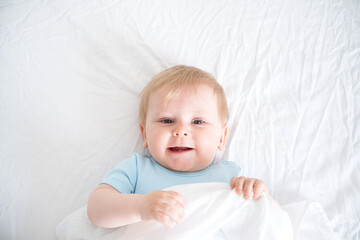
[{"left": 140, "top": 84, "right": 227, "bottom": 172}]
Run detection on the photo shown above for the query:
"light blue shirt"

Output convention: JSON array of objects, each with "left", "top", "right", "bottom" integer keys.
[{"left": 101, "top": 153, "right": 242, "bottom": 194}]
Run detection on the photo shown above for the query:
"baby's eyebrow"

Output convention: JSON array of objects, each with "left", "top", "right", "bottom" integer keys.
[
  {"left": 193, "top": 111, "right": 218, "bottom": 119},
  {"left": 151, "top": 112, "right": 174, "bottom": 120}
]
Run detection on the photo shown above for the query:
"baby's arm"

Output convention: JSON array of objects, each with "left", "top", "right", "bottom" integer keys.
[
  {"left": 230, "top": 177, "right": 280, "bottom": 207},
  {"left": 87, "top": 184, "right": 186, "bottom": 228}
]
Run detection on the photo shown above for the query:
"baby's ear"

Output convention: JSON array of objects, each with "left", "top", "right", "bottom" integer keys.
[
  {"left": 139, "top": 123, "right": 148, "bottom": 148},
  {"left": 218, "top": 124, "right": 228, "bottom": 151}
]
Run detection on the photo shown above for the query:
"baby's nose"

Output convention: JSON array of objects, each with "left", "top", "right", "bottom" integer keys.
[
  {"left": 173, "top": 125, "right": 189, "bottom": 137},
  {"left": 173, "top": 131, "right": 188, "bottom": 137}
]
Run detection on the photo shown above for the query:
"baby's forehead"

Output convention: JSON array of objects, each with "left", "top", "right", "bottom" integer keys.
[{"left": 148, "top": 84, "right": 220, "bottom": 117}]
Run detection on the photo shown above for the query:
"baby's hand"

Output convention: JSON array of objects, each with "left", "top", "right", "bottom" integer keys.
[
  {"left": 136, "top": 190, "right": 186, "bottom": 227},
  {"left": 230, "top": 176, "right": 268, "bottom": 200}
]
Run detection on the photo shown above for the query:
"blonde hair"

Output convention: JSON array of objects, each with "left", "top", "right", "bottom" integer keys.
[{"left": 139, "top": 65, "right": 229, "bottom": 125}]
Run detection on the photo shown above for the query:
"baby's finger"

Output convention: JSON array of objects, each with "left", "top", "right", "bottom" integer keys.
[
  {"left": 232, "top": 177, "right": 246, "bottom": 195},
  {"left": 230, "top": 177, "right": 238, "bottom": 189},
  {"left": 252, "top": 188, "right": 263, "bottom": 200},
  {"left": 161, "top": 192, "right": 186, "bottom": 223},
  {"left": 155, "top": 211, "right": 177, "bottom": 228},
  {"left": 243, "top": 178, "right": 256, "bottom": 200},
  {"left": 253, "top": 181, "right": 267, "bottom": 200},
  {"left": 157, "top": 203, "right": 185, "bottom": 226},
  {"left": 166, "top": 191, "right": 186, "bottom": 208}
]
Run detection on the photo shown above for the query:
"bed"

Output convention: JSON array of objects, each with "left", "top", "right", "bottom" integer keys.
[{"left": 0, "top": 0, "right": 359, "bottom": 239}]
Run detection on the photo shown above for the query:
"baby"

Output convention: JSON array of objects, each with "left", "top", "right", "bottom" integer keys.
[{"left": 87, "top": 65, "right": 276, "bottom": 228}]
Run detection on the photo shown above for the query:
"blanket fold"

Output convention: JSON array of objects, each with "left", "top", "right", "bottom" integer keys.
[{"left": 56, "top": 182, "right": 338, "bottom": 240}]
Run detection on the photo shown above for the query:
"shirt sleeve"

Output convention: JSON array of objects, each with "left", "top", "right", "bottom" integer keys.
[
  {"left": 226, "top": 161, "right": 242, "bottom": 179},
  {"left": 236, "top": 163, "right": 242, "bottom": 177},
  {"left": 100, "top": 153, "right": 138, "bottom": 194}
]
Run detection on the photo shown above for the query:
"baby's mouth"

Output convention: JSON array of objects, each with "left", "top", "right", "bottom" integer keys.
[{"left": 168, "top": 147, "right": 194, "bottom": 152}]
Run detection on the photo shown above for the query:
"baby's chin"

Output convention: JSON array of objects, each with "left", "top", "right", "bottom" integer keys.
[
  {"left": 154, "top": 152, "right": 214, "bottom": 172},
  {"left": 167, "top": 162, "right": 210, "bottom": 172}
]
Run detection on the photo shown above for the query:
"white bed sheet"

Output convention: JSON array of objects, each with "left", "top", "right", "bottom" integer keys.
[{"left": 1, "top": 0, "right": 359, "bottom": 239}]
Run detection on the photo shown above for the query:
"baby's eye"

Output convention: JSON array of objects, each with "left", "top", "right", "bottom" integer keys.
[
  {"left": 192, "top": 119, "right": 204, "bottom": 125},
  {"left": 161, "top": 119, "right": 174, "bottom": 124}
]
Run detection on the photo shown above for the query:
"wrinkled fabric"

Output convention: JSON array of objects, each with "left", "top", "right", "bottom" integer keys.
[
  {"left": 56, "top": 183, "right": 339, "bottom": 240},
  {"left": 1, "top": 0, "right": 359, "bottom": 239},
  {"left": 57, "top": 183, "right": 293, "bottom": 240}
]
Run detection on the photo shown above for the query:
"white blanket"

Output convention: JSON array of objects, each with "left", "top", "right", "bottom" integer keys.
[{"left": 56, "top": 183, "right": 339, "bottom": 240}]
